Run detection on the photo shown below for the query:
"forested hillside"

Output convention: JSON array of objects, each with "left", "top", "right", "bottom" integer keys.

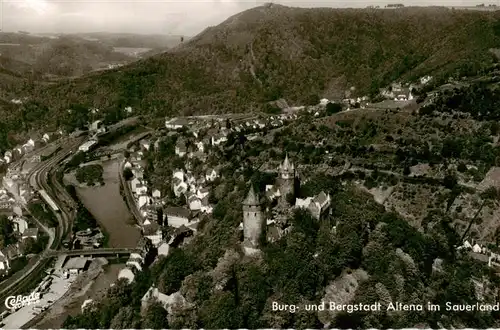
[{"left": 26, "top": 5, "right": 500, "bottom": 119}]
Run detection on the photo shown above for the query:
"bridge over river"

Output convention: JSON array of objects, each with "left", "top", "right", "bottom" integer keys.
[{"left": 43, "top": 248, "right": 141, "bottom": 259}]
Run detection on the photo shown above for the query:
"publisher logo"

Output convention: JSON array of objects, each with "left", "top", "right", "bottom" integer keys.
[{"left": 5, "top": 293, "right": 41, "bottom": 310}]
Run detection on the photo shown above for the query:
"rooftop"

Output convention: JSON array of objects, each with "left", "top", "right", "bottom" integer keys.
[
  {"left": 22, "top": 227, "right": 39, "bottom": 237},
  {"left": 164, "top": 207, "right": 190, "bottom": 218},
  {"left": 64, "top": 257, "right": 89, "bottom": 270}
]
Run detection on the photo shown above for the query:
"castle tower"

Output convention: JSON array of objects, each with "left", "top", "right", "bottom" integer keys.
[
  {"left": 242, "top": 186, "right": 264, "bottom": 250},
  {"left": 278, "top": 153, "right": 295, "bottom": 203}
]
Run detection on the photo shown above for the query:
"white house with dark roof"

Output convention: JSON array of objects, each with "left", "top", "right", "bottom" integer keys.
[
  {"left": 118, "top": 267, "right": 136, "bottom": 283},
  {"left": 42, "top": 133, "right": 51, "bottom": 143},
  {"left": 205, "top": 168, "right": 219, "bottom": 182},
  {"left": 158, "top": 242, "right": 170, "bottom": 256},
  {"left": 130, "top": 178, "right": 141, "bottom": 194},
  {"left": 142, "top": 221, "right": 162, "bottom": 247},
  {"left": 211, "top": 134, "right": 228, "bottom": 146},
  {"left": 172, "top": 178, "right": 188, "bottom": 198},
  {"left": 2, "top": 243, "right": 23, "bottom": 260},
  {"left": 175, "top": 140, "right": 187, "bottom": 157},
  {"left": 164, "top": 207, "right": 190, "bottom": 228},
  {"left": 173, "top": 169, "right": 184, "bottom": 181},
  {"left": 137, "top": 195, "right": 151, "bottom": 210},
  {"left": 12, "top": 217, "right": 28, "bottom": 234},
  {"left": 152, "top": 189, "right": 161, "bottom": 199},
  {"left": 200, "top": 197, "right": 212, "bottom": 214},
  {"left": 22, "top": 227, "right": 39, "bottom": 240},
  {"left": 0, "top": 251, "right": 10, "bottom": 271},
  {"left": 136, "top": 183, "right": 148, "bottom": 196},
  {"left": 139, "top": 139, "right": 151, "bottom": 151},
  {"left": 132, "top": 168, "right": 144, "bottom": 179},
  {"left": 187, "top": 195, "right": 202, "bottom": 211},
  {"left": 197, "top": 187, "right": 210, "bottom": 200},
  {"left": 195, "top": 141, "right": 205, "bottom": 152}
]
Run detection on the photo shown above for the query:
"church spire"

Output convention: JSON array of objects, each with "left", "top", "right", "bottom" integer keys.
[
  {"left": 243, "top": 186, "right": 260, "bottom": 205},
  {"left": 281, "top": 153, "right": 294, "bottom": 172}
]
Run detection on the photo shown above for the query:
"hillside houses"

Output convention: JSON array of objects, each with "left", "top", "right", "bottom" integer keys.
[
  {"left": 2, "top": 133, "right": 57, "bottom": 165},
  {"left": 205, "top": 167, "right": 220, "bottom": 182},
  {"left": 381, "top": 83, "right": 414, "bottom": 101},
  {"left": 170, "top": 168, "right": 214, "bottom": 215},
  {"left": 165, "top": 118, "right": 190, "bottom": 130},
  {"left": 142, "top": 218, "right": 162, "bottom": 246},
  {"left": 175, "top": 140, "right": 187, "bottom": 157}
]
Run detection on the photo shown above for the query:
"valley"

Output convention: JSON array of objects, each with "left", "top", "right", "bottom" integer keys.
[{"left": 1, "top": 3, "right": 500, "bottom": 329}]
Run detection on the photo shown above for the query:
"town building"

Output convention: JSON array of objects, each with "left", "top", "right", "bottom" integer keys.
[
  {"left": 12, "top": 217, "right": 28, "bottom": 234},
  {"left": 22, "top": 227, "right": 39, "bottom": 240},
  {"left": 118, "top": 267, "right": 135, "bottom": 284},
  {"left": 63, "top": 257, "right": 89, "bottom": 275},
  {"left": 142, "top": 220, "right": 163, "bottom": 247},
  {"left": 78, "top": 140, "right": 97, "bottom": 153},
  {"left": 175, "top": 140, "right": 187, "bottom": 157},
  {"left": 164, "top": 207, "right": 191, "bottom": 228},
  {"left": 205, "top": 168, "right": 220, "bottom": 182},
  {"left": 0, "top": 251, "right": 10, "bottom": 271}
]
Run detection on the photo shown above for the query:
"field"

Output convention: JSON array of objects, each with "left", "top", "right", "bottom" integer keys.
[
  {"left": 74, "top": 160, "right": 141, "bottom": 248},
  {"left": 112, "top": 47, "right": 152, "bottom": 57}
]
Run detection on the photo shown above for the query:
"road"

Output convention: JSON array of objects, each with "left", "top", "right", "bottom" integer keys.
[{"left": 118, "top": 158, "right": 144, "bottom": 225}]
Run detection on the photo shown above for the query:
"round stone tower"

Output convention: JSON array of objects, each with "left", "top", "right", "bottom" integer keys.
[
  {"left": 278, "top": 153, "right": 295, "bottom": 202},
  {"left": 242, "top": 186, "right": 264, "bottom": 249}
]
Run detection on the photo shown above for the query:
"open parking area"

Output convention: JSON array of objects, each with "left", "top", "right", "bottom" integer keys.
[{"left": 1, "top": 269, "right": 76, "bottom": 329}]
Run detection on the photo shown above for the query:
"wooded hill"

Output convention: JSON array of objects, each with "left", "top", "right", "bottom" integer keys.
[{"left": 26, "top": 5, "right": 500, "bottom": 118}]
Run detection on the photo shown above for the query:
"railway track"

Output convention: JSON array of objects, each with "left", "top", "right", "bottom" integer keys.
[{"left": 0, "top": 138, "right": 85, "bottom": 310}]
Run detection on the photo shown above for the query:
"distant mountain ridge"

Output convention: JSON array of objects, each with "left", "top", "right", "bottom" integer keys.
[{"left": 23, "top": 5, "right": 500, "bottom": 121}]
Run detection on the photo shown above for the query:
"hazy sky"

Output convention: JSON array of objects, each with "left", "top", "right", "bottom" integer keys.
[{"left": 0, "top": 0, "right": 497, "bottom": 35}]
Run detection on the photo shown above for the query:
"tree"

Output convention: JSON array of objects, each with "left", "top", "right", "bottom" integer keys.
[
  {"left": 198, "top": 291, "right": 242, "bottom": 328},
  {"left": 326, "top": 102, "right": 342, "bottom": 115},
  {"left": 457, "top": 162, "right": 467, "bottom": 172},
  {"left": 24, "top": 237, "right": 45, "bottom": 254},
  {"left": 443, "top": 173, "right": 458, "bottom": 189},
  {"left": 305, "top": 94, "right": 320, "bottom": 106},
  {"left": 0, "top": 216, "right": 14, "bottom": 248},
  {"left": 263, "top": 103, "right": 281, "bottom": 114},
  {"left": 157, "top": 248, "right": 197, "bottom": 294},
  {"left": 142, "top": 302, "right": 168, "bottom": 329},
  {"left": 123, "top": 168, "right": 134, "bottom": 181}
]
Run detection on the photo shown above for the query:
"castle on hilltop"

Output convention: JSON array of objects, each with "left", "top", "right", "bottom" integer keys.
[{"left": 240, "top": 153, "right": 332, "bottom": 254}]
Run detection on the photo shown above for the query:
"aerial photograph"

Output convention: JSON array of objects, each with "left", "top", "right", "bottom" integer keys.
[{"left": 1, "top": 0, "right": 500, "bottom": 328}]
